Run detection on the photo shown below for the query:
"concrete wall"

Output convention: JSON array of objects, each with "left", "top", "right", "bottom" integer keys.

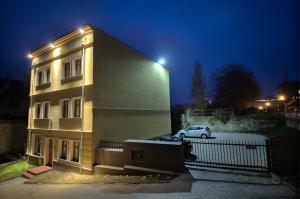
[
  {"left": 92, "top": 28, "right": 171, "bottom": 145},
  {"left": 95, "top": 139, "right": 184, "bottom": 174}
]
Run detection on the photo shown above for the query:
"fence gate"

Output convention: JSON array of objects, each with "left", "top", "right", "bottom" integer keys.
[{"left": 183, "top": 138, "right": 271, "bottom": 172}]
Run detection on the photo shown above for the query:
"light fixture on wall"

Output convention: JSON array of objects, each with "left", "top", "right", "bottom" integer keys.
[
  {"left": 27, "top": 53, "right": 33, "bottom": 59},
  {"left": 79, "top": 28, "right": 85, "bottom": 34}
]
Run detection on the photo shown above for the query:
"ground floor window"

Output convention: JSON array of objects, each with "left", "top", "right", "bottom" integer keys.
[
  {"left": 59, "top": 140, "right": 68, "bottom": 160},
  {"left": 32, "top": 134, "right": 41, "bottom": 156},
  {"left": 58, "top": 139, "right": 80, "bottom": 163},
  {"left": 71, "top": 141, "right": 80, "bottom": 162}
]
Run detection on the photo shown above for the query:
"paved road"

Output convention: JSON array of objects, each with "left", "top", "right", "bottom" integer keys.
[
  {"left": 0, "top": 177, "right": 297, "bottom": 199},
  {"left": 211, "top": 131, "right": 267, "bottom": 141}
]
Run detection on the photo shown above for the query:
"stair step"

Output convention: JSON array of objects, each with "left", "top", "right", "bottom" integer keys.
[
  {"left": 27, "top": 166, "right": 52, "bottom": 175},
  {"left": 22, "top": 172, "right": 34, "bottom": 179}
]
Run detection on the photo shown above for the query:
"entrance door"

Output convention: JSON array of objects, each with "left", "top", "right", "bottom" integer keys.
[{"left": 47, "top": 139, "right": 53, "bottom": 166}]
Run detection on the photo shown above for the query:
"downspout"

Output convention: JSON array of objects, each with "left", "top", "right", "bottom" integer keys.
[
  {"left": 80, "top": 42, "right": 86, "bottom": 174},
  {"left": 28, "top": 64, "right": 35, "bottom": 160}
]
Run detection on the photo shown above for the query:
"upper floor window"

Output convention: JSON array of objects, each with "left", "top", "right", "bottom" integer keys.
[
  {"left": 62, "top": 57, "right": 82, "bottom": 80},
  {"left": 63, "top": 61, "right": 71, "bottom": 79},
  {"left": 60, "top": 97, "right": 82, "bottom": 118},
  {"left": 35, "top": 103, "right": 42, "bottom": 119},
  {"left": 72, "top": 98, "right": 81, "bottom": 118},
  {"left": 35, "top": 102, "right": 50, "bottom": 119},
  {"left": 61, "top": 99, "right": 70, "bottom": 118},
  {"left": 36, "top": 67, "right": 51, "bottom": 86},
  {"left": 74, "top": 58, "right": 81, "bottom": 76}
]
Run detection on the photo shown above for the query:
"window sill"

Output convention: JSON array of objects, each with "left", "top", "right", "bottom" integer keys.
[
  {"left": 36, "top": 82, "right": 51, "bottom": 90},
  {"left": 29, "top": 153, "right": 43, "bottom": 158},
  {"left": 59, "top": 117, "right": 82, "bottom": 120},
  {"left": 34, "top": 118, "right": 50, "bottom": 120},
  {"left": 61, "top": 75, "right": 82, "bottom": 84}
]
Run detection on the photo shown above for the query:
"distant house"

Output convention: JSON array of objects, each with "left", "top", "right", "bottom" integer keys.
[{"left": 26, "top": 24, "right": 171, "bottom": 173}]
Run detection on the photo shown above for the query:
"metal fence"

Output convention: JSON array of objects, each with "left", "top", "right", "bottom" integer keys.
[
  {"left": 184, "top": 138, "right": 271, "bottom": 172},
  {"left": 99, "top": 140, "right": 124, "bottom": 149}
]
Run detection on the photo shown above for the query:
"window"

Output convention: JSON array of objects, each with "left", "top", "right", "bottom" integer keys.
[
  {"left": 72, "top": 141, "right": 80, "bottom": 162},
  {"left": 74, "top": 58, "right": 81, "bottom": 76},
  {"left": 35, "top": 103, "right": 42, "bottom": 119},
  {"left": 32, "top": 134, "right": 41, "bottom": 156},
  {"left": 60, "top": 140, "right": 68, "bottom": 160},
  {"left": 36, "top": 67, "right": 51, "bottom": 86},
  {"left": 43, "top": 102, "right": 50, "bottom": 119},
  {"left": 37, "top": 71, "right": 43, "bottom": 86},
  {"left": 73, "top": 98, "right": 81, "bottom": 117},
  {"left": 45, "top": 68, "right": 51, "bottom": 83},
  {"left": 61, "top": 99, "right": 70, "bottom": 118},
  {"left": 63, "top": 61, "right": 71, "bottom": 79}
]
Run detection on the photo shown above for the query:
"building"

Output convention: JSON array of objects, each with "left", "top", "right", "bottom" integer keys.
[{"left": 26, "top": 24, "right": 171, "bottom": 174}]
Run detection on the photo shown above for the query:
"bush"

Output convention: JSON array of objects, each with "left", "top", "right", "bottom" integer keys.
[{"left": 212, "top": 109, "right": 232, "bottom": 124}]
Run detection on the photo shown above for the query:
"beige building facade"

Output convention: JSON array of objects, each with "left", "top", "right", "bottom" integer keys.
[{"left": 26, "top": 24, "right": 171, "bottom": 173}]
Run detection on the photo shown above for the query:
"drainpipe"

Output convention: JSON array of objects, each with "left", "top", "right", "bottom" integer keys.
[
  {"left": 28, "top": 64, "right": 35, "bottom": 160},
  {"left": 80, "top": 42, "right": 86, "bottom": 174}
]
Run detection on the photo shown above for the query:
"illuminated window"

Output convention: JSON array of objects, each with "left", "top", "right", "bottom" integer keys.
[{"left": 32, "top": 134, "right": 41, "bottom": 156}]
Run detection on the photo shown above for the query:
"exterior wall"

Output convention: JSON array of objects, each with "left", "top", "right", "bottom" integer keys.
[
  {"left": 92, "top": 28, "right": 171, "bottom": 145},
  {"left": 27, "top": 27, "right": 94, "bottom": 171}
]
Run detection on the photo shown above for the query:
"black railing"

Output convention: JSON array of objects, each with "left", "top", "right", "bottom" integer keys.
[
  {"left": 99, "top": 140, "right": 123, "bottom": 149},
  {"left": 184, "top": 138, "right": 271, "bottom": 172}
]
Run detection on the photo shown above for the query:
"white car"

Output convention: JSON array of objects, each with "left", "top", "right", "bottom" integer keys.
[{"left": 176, "top": 125, "right": 211, "bottom": 139}]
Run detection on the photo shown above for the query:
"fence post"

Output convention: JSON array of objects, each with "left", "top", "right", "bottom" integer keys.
[{"left": 265, "top": 139, "right": 272, "bottom": 172}]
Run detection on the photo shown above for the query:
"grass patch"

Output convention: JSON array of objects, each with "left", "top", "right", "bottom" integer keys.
[
  {"left": 262, "top": 125, "right": 299, "bottom": 138},
  {"left": 27, "top": 170, "right": 175, "bottom": 184},
  {"left": 0, "top": 160, "right": 33, "bottom": 183}
]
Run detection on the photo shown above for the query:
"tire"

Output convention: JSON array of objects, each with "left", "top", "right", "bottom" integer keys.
[
  {"left": 180, "top": 133, "right": 185, "bottom": 138},
  {"left": 201, "top": 134, "right": 207, "bottom": 139}
]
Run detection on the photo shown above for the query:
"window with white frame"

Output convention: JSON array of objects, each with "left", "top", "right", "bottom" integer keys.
[
  {"left": 61, "top": 99, "right": 70, "bottom": 118},
  {"left": 63, "top": 61, "right": 71, "bottom": 79},
  {"left": 35, "top": 103, "right": 42, "bottom": 119},
  {"left": 59, "top": 139, "right": 68, "bottom": 160},
  {"left": 36, "top": 67, "right": 51, "bottom": 86},
  {"left": 70, "top": 141, "right": 80, "bottom": 162},
  {"left": 43, "top": 102, "right": 50, "bottom": 119},
  {"left": 72, "top": 98, "right": 81, "bottom": 118},
  {"left": 62, "top": 57, "right": 82, "bottom": 80},
  {"left": 32, "top": 134, "right": 41, "bottom": 156},
  {"left": 60, "top": 97, "right": 82, "bottom": 118},
  {"left": 35, "top": 102, "right": 50, "bottom": 119},
  {"left": 74, "top": 58, "right": 82, "bottom": 76}
]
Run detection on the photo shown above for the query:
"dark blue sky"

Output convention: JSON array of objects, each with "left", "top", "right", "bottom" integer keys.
[{"left": 0, "top": 0, "right": 298, "bottom": 104}]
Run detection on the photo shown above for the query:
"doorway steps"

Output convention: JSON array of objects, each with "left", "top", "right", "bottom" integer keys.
[{"left": 22, "top": 166, "right": 52, "bottom": 179}]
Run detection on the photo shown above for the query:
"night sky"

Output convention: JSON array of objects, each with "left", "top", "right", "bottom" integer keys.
[{"left": 0, "top": 0, "right": 298, "bottom": 104}]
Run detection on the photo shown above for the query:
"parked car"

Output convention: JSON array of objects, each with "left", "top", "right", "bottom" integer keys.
[
  {"left": 153, "top": 136, "right": 192, "bottom": 157},
  {"left": 175, "top": 125, "right": 211, "bottom": 139}
]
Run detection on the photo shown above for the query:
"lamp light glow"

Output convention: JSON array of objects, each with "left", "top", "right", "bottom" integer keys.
[
  {"left": 79, "top": 28, "right": 85, "bottom": 34},
  {"left": 265, "top": 102, "right": 271, "bottom": 106},
  {"left": 27, "top": 54, "right": 33, "bottom": 59},
  {"left": 50, "top": 43, "right": 55, "bottom": 48},
  {"left": 258, "top": 106, "right": 263, "bottom": 110},
  {"left": 53, "top": 48, "right": 60, "bottom": 57},
  {"left": 158, "top": 58, "right": 166, "bottom": 65},
  {"left": 278, "top": 95, "right": 285, "bottom": 101}
]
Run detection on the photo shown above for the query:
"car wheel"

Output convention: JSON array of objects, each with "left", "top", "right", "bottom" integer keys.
[
  {"left": 180, "top": 133, "right": 185, "bottom": 138},
  {"left": 201, "top": 134, "right": 207, "bottom": 139}
]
